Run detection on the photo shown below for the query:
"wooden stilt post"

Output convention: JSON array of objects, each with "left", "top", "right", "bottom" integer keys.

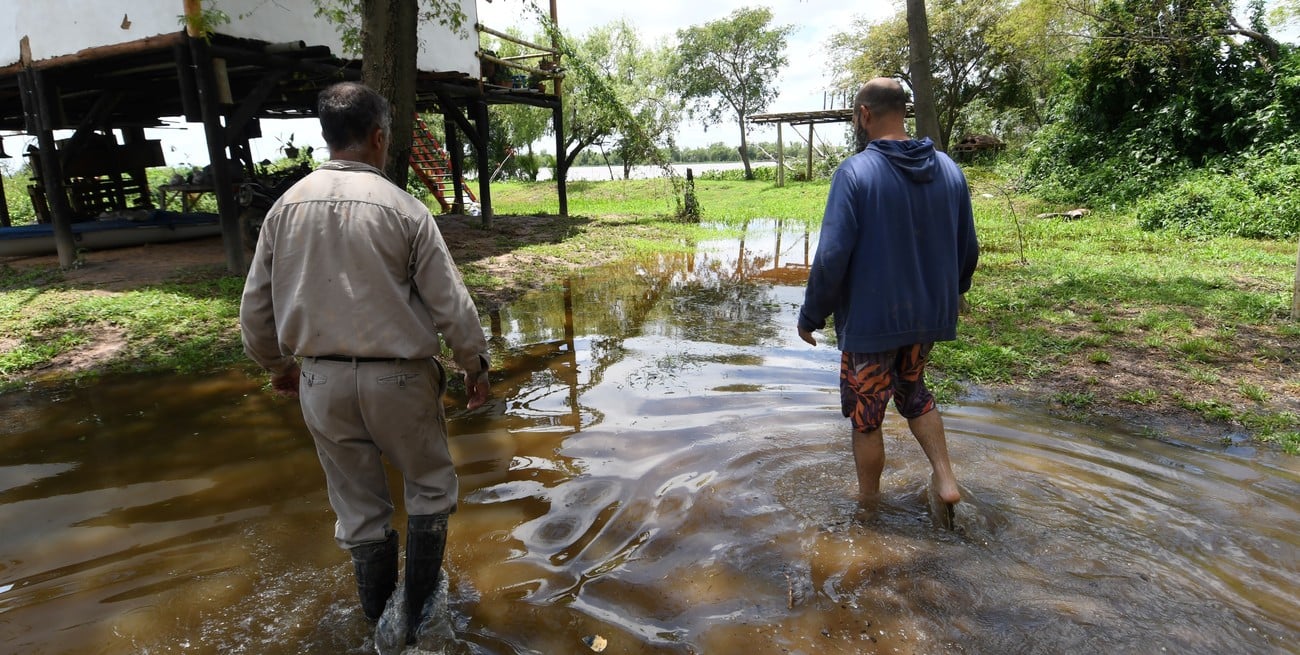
[
  {"left": 554, "top": 105, "right": 567, "bottom": 217},
  {"left": 776, "top": 121, "right": 784, "bottom": 188},
  {"left": 444, "top": 112, "right": 465, "bottom": 214},
  {"left": 0, "top": 166, "right": 10, "bottom": 227},
  {"left": 28, "top": 69, "right": 78, "bottom": 268},
  {"left": 186, "top": 29, "right": 244, "bottom": 272},
  {"left": 472, "top": 99, "right": 493, "bottom": 229},
  {"left": 549, "top": 0, "right": 567, "bottom": 217},
  {"left": 806, "top": 124, "right": 814, "bottom": 181}
]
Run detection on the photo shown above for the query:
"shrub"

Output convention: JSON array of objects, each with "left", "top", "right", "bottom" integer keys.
[{"left": 1135, "top": 146, "right": 1300, "bottom": 240}]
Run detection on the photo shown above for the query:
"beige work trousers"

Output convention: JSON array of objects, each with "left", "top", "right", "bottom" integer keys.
[{"left": 298, "top": 356, "right": 457, "bottom": 549}]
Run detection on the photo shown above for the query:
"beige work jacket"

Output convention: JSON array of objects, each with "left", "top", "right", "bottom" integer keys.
[{"left": 239, "top": 159, "right": 488, "bottom": 377}]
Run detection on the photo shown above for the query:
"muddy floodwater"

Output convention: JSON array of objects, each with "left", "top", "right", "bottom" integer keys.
[{"left": 2, "top": 221, "right": 1298, "bottom": 654}]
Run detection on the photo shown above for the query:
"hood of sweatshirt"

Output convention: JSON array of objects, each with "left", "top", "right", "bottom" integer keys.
[{"left": 867, "top": 137, "right": 937, "bottom": 183}]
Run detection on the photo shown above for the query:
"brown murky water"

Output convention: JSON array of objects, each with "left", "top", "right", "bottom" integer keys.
[{"left": 2, "top": 221, "right": 1298, "bottom": 654}]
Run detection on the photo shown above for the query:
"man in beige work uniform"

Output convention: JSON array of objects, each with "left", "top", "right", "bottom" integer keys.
[{"left": 239, "top": 82, "right": 490, "bottom": 642}]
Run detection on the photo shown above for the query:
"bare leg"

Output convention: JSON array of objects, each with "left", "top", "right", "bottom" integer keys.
[
  {"left": 906, "top": 409, "right": 960, "bottom": 504},
  {"left": 851, "top": 427, "right": 885, "bottom": 505}
]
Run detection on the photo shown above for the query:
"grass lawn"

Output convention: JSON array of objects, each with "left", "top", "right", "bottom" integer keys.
[{"left": 1, "top": 169, "right": 1297, "bottom": 452}]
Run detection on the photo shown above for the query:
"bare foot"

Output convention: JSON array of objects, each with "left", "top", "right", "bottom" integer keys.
[
  {"left": 856, "top": 492, "right": 882, "bottom": 513},
  {"left": 927, "top": 474, "right": 958, "bottom": 530},
  {"left": 931, "top": 471, "right": 961, "bottom": 505}
]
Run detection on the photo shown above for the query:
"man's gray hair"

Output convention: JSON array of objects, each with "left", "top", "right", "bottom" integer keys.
[{"left": 318, "top": 82, "right": 392, "bottom": 151}]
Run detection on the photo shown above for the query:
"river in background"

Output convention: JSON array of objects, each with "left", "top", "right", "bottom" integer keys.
[
  {"left": 1, "top": 220, "right": 1297, "bottom": 654},
  {"left": 534, "top": 161, "right": 776, "bottom": 182}
]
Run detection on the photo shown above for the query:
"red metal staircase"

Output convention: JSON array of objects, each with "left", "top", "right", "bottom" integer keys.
[{"left": 409, "top": 114, "right": 477, "bottom": 213}]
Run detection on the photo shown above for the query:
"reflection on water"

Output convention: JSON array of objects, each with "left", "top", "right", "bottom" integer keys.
[{"left": 1, "top": 220, "right": 1297, "bottom": 654}]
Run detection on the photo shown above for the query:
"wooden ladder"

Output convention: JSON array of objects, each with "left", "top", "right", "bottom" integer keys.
[{"left": 409, "top": 114, "right": 477, "bottom": 213}]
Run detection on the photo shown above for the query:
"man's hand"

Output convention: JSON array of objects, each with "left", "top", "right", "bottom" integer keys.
[
  {"left": 271, "top": 363, "right": 301, "bottom": 398},
  {"left": 464, "top": 370, "right": 490, "bottom": 410},
  {"left": 798, "top": 327, "right": 817, "bottom": 346}
]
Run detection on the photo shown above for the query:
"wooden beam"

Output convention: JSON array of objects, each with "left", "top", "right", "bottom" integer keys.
[
  {"left": 472, "top": 99, "right": 492, "bottom": 229},
  {"left": 553, "top": 105, "right": 567, "bottom": 217},
  {"left": 60, "top": 90, "right": 124, "bottom": 168},
  {"left": 0, "top": 32, "right": 184, "bottom": 77},
  {"left": 188, "top": 33, "right": 244, "bottom": 273},
  {"left": 477, "top": 52, "right": 563, "bottom": 79},
  {"left": 224, "top": 69, "right": 288, "bottom": 146},
  {"left": 27, "top": 69, "right": 78, "bottom": 267},
  {"left": 776, "top": 121, "right": 784, "bottom": 188},
  {"left": 435, "top": 90, "right": 477, "bottom": 152},
  {"left": 443, "top": 112, "right": 465, "bottom": 214},
  {"left": 173, "top": 42, "right": 202, "bottom": 122},
  {"left": 806, "top": 124, "right": 814, "bottom": 181},
  {"left": 475, "top": 24, "right": 559, "bottom": 55}
]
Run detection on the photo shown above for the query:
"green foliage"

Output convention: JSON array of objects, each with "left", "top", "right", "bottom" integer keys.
[
  {"left": 179, "top": 6, "right": 230, "bottom": 39},
  {"left": 1134, "top": 144, "right": 1300, "bottom": 239},
  {"left": 1023, "top": 0, "right": 1299, "bottom": 213},
  {"left": 697, "top": 166, "right": 779, "bottom": 182},
  {"left": 673, "top": 7, "right": 792, "bottom": 178},
  {"left": 674, "top": 7, "right": 791, "bottom": 126},
  {"left": 831, "top": 0, "right": 1061, "bottom": 147},
  {"left": 311, "top": 0, "right": 466, "bottom": 55},
  {"left": 2, "top": 168, "right": 37, "bottom": 226}
]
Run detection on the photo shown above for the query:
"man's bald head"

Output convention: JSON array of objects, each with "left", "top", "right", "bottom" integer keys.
[{"left": 854, "top": 78, "right": 909, "bottom": 118}]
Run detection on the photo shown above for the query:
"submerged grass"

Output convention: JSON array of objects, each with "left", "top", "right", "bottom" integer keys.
[{"left": 2, "top": 169, "right": 1297, "bottom": 453}]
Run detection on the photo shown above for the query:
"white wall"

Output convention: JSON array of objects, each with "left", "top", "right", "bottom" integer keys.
[{"left": 1, "top": 0, "right": 479, "bottom": 77}]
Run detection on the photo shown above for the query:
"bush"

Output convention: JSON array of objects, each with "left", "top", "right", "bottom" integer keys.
[
  {"left": 1135, "top": 146, "right": 1300, "bottom": 240},
  {"left": 697, "top": 165, "right": 778, "bottom": 182},
  {"left": 2, "top": 169, "right": 37, "bottom": 225}
]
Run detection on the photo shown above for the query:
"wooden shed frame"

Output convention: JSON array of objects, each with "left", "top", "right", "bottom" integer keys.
[{"left": 0, "top": 0, "right": 568, "bottom": 272}]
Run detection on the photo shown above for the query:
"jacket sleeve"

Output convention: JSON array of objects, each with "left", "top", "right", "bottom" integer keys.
[
  {"left": 239, "top": 216, "right": 296, "bottom": 375},
  {"left": 955, "top": 172, "right": 979, "bottom": 294},
  {"left": 799, "top": 166, "right": 859, "bottom": 332},
  {"left": 410, "top": 212, "right": 490, "bottom": 375}
]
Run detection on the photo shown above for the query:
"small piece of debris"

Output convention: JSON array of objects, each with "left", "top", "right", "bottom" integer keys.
[{"left": 583, "top": 635, "right": 608, "bottom": 652}]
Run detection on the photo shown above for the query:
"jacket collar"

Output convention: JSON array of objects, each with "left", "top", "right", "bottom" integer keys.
[{"left": 319, "top": 159, "right": 388, "bottom": 178}]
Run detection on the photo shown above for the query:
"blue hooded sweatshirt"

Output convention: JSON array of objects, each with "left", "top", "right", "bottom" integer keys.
[{"left": 798, "top": 137, "right": 978, "bottom": 353}]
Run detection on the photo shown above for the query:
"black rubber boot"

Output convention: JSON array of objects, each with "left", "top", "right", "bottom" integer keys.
[
  {"left": 404, "top": 513, "right": 449, "bottom": 643},
  {"left": 349, "top": 530, "right": 399, "bottom": 621}
]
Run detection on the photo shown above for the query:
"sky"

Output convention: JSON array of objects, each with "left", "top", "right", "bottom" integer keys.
[
  {"left": 0, "top": 0, "right": 880, "bottom": 173},
  {"left": 477, "top": 0, "right": 886, "bottom": 150},
  {"left": 2, "top": 0, "right": 1295, "bottom": 173}
]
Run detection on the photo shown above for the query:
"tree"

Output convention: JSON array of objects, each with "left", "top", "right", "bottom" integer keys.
[
  {"left": 550, "top": 22, "right": 682, "bottom": 178},
  {"left": 313, "top": 1, "right": 466, "bottom": 186},
  {"left": 675, "top": 7, "right": 793, "bottom": 180},
  {"left": 602, "top": 24, "right": 682, "bottom": 179},
  {"left": 482, "top": 30, "right": 559, "bottom": 180},
  {"left": 832, "top": 0, "right": 1036, "bottom": 150},
  {"left": 553, "top": 26, "right": 627, "bottom": 174},
  {"left": 907, "top": 0, "right": 944, "bottom": 149}
]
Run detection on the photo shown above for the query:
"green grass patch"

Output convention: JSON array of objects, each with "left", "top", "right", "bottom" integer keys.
[
  {"left": 1054, "top": 391, "right": 1095, "bottom": 408},
  {"left": 1120, "top": 389, "right": 1160, "bottom": 405}
]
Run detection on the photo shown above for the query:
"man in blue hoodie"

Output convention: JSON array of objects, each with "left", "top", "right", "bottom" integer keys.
[{"left": 798, "top": 78, "right": 978, "bottom": 510}]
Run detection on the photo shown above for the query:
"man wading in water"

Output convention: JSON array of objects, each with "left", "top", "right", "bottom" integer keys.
[
  {"left": 797, "top": 78, "right": 979, "bottom": 519},
  {"left": 239, "top": 82, "right": 491, "bottom": 645}
]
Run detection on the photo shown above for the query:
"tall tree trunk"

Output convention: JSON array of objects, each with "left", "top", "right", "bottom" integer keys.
[
  {"left": 361, "top": 0, "right": 417, "bottom": 188},
  {"left": 1292, "top": 234, "right": 1300, "bottom": 320},
  {"left": 738, "top": 120, "right": 753, "bottom": 180},
  {"left": 906, "top": 0, "right": 944, "bottom": 151}
]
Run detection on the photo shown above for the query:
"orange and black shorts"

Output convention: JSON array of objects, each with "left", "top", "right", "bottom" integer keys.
[{"left": 839, "top": 343, "right": 936, "bottom": 433}]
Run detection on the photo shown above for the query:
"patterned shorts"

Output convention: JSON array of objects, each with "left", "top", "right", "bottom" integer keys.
[{"left": 839, "top": 343, "right": 936, "bottom": 433}]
